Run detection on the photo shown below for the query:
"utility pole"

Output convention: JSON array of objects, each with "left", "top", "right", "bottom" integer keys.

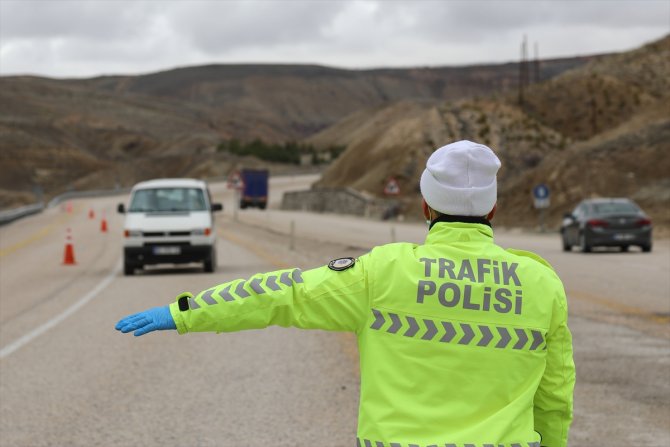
[
  {"left": 534, "top": 42, "right": 540, "bottom": 83},
  {"left": 518, "top": 35, "right": 528, "bottom": 105}
]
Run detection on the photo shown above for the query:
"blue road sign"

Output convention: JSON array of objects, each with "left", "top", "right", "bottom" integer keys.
[
  {"left": 533, "top": 184, "right": 550, "bottom": 199},
  {"left": 533, "top": 184, "right": 550, "bottom": 209}
]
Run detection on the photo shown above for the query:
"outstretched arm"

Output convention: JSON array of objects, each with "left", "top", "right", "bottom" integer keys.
[{"left": 115, "top": 257, "right": 370, "bottom": 336}]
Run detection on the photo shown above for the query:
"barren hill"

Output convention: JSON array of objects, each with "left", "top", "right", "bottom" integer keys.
[
  {"left": 313, "top": 35, "right": 669, "bottom": 228},
  {"left": 0, "top": 57, "right": 590, "bottom": 208}
]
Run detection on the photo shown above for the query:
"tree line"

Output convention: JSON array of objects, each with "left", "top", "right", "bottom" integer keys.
[{"left": 217, "top": 139, "right": 346, "bottom": 165}]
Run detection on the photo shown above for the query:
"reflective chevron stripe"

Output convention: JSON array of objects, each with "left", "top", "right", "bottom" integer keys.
[
  {"left": 368, "top": 309, "right": 545, "bottom": 351},
  {"left": 200, "top": 288, "right": 217, "bottom": 305},
  {"left": 356, "top": 439, "right": 541, "bottom": 447},
  {"left": 193, "top": 269, "right": 303, "bottom": 306},
  {"left": 248, "top": 277, "right": 265, "bottom": 294},
  {"left": 219, "top": 284, "right": 235, "bottom": 302}
]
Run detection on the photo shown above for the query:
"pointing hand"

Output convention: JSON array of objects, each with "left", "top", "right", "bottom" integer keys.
[{"left": 115, "top": 306, "right": 176, "bottom": 336}]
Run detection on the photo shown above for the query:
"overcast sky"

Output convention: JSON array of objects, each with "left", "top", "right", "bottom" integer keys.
[{"left": 1, "top": 0, "right": 668, "bottom": 78}]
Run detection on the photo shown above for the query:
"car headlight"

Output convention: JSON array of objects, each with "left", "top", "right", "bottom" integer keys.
[
  {"left": 124, "top": 230, "right": 142, "bottom": 237},
  {"left": 192, "top": 228, "right": 212, "bottom": 236}
]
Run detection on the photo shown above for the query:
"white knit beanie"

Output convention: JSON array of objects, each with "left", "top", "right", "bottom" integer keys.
[{"left": 420, "top": 140, "right": 501, "bottom": 216}]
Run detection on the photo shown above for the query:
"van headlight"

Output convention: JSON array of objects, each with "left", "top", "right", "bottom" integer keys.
[
  {"left": 192, "top": 228, "right": 211, "bottom": 236},
  {"left": 124, "top": 230, "right": 142, "bottom": 238}
]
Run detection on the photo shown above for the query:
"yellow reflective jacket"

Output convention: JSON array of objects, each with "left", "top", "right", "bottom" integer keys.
[{"left": 169, "top": 222, "right": 575, "bottom": 447}]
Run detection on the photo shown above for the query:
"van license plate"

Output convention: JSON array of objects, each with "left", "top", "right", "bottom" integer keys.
[{"left": 153, "top": 246, "right": 181, "bottom": 255}]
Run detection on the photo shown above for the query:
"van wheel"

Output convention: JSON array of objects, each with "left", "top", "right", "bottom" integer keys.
[
  {"left": 642, "top": 244, "right": 652, "bottom": 253},
  {"left": 204, "top": 247, "right": 217, "bottom": 273}
]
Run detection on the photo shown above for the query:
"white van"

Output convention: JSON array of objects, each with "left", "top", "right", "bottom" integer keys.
[{"left": 117, "top": 178, "right": 223, "bottom": 275}]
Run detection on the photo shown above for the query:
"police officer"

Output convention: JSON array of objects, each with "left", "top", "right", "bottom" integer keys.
[{"left": 116, "top": 140, "right": 575, "bottom": 447}]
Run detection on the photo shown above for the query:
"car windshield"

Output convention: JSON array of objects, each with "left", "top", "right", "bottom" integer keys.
[
  {"left": 591, "top": 201, "right": 639, "bottom": 215},
  {"left": 128, "top": 188, "right": 207, "bottom": 212}
]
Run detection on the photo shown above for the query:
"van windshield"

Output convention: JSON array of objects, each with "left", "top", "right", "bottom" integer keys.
[{"left": 129, "top": 188, "right": 208, "bottom": 212}]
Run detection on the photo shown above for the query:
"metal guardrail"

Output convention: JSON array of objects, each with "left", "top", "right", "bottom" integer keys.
[
  {"left": 46, "top": 187, "right": 131, "bottom": 208},
  {"left": 0, "top": 203, "right": 45, "bottom": 226},
  {"left": 0, "top": 187, "right": 131, "bottom": 226}
]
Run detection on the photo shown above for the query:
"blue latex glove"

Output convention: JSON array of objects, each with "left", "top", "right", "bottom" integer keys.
[{"left": 115, "top": 306, "right": 176, "bottom": 336}]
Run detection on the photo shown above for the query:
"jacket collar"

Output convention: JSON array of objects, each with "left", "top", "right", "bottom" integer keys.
[
  {"left": 428, "top": 214, "right": 491, "bottom": 230},
  {"left": 425, "top": 218, "right": 494, "bottom": 245}
]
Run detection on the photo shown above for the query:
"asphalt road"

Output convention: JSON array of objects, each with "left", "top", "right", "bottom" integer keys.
[{"left": 0, "top": 175, "right": 668, "bottom": 446}]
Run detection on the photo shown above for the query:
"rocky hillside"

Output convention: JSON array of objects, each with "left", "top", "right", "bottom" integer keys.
[
  {"left": 2, "top": 34, "right": 667, "bottom": 234},
  {"left": 312, "top": 35, "right": 670, "bottom": 229},
  {"left": 0, "top": 57, "right": 590, "bottom": 208}
]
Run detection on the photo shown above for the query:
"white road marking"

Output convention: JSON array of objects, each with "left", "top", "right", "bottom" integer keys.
[{"left": 0, "top": 261, "right": 121, "bottom": 359}]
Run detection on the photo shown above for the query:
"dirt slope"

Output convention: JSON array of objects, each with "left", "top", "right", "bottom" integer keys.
[{"left": 313, "top": 35, "right": 669, "bottom": 229}]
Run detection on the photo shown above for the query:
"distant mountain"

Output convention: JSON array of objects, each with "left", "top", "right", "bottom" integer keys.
[{"left": 0, "top": 52, "right": 608, "bottom": 210}]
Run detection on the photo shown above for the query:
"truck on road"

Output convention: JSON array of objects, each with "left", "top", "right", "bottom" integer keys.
[{"left": 239, "top": 169, "right": 269, "bottom": 209}]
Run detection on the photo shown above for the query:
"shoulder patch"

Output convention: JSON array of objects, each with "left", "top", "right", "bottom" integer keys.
[{"left": 328, "top": 257, "right": 356, "bottom": 271}]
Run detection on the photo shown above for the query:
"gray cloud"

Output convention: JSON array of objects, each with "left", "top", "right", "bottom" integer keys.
[{"left": 0, "top": 0, "right": 668, "bottom": 78}]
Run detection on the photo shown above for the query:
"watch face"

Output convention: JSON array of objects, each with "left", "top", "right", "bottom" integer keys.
[{"left": 328, "top": 257, "right": 356, "bottom": 271}]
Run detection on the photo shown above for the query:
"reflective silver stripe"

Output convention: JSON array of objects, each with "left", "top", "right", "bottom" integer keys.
[
  {"left": 513, "top": 328, "right": 528, "bottom": 350},
  {"left": 478, "top": 325, "right": 494, "bottom": 346},
  {"left": 511, "top": 444, "right": 522, "bottom": 447},
  {"left": 496, "top": 327, "right": 511, "bottom": 348},
  {"left": 390, "top": 443, "right": 401, "bottom": 447},
  {"left": 356, "top": 438, "right": 361, "bottom": 447},
  {"left": 529, "top": 330, "right": 544, "bottom": 350},
  {"left": 370, "top": 309, "right": 386, "bottom": 330},
  {"left": 234, "top": 281, "right": 250, "bottom": 298},
  {"left": 440, "top": 321, "right": 457, "bottom": 342},
  {"left": 445, "top": 444, "right": 457, "bottom": 447},
  {"left": 219, "top": 284, "right": 235, "bottom": 302},
  {"left": 279, "top": 271, "right": 293, "bottom": 287},
  {"left": 292, "top": 268, "right": 304, "bottom": 283},
  {"left": 404, "top": 316, "right": 419, "bottom": 337},
  {"left": 364, "top": 440, "right": 372, "bottom": 447},
  {"left": 367, "top": 310, "right": 539, "bottom": 351},
  {"left": 422, "top": 318, "right": 438, "bottom": 340},
  {"left": 483, "top": 444, "right": 495, "bottom": 447},
  {"left": 528, "top": 442, "right": 541, "bottom": 447},
  {"left": 387, "top": 313, "right": 402, "bottom": 334},
  {"left": 187, "top": 297, "right": 200, "bottom": 309},
  {"left": 459, "top": 323, "right": 475, "bottom": 345},
  {"left": 265, "top": 275, "right": 280, "bottom": 291},
  {"left": 375, "top": 442, "right": 384, "bottom": 447},
  {"left": 465, "top": 444, "right": 476, "bottom": 447},
  {"left": 200, "top": 289, "right": 217, "bottom": 305},
  {"left": 249, "top": 277, "right": 265, "bottom": 294}
]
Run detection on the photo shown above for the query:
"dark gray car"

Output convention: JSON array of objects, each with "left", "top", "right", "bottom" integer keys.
[{"left": 561, "top": 198, "right": 652, "bottom": 253}]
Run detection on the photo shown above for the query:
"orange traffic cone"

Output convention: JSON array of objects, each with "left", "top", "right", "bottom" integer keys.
[
  {"left": 89, "top": 208, "right": 95, "bottom": 219},
  {"left": 100, "top": 213, "right": 108, "bottom": 233},
  {"left": 62, "top": 228, "right": 77, "bottom": 265}
]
